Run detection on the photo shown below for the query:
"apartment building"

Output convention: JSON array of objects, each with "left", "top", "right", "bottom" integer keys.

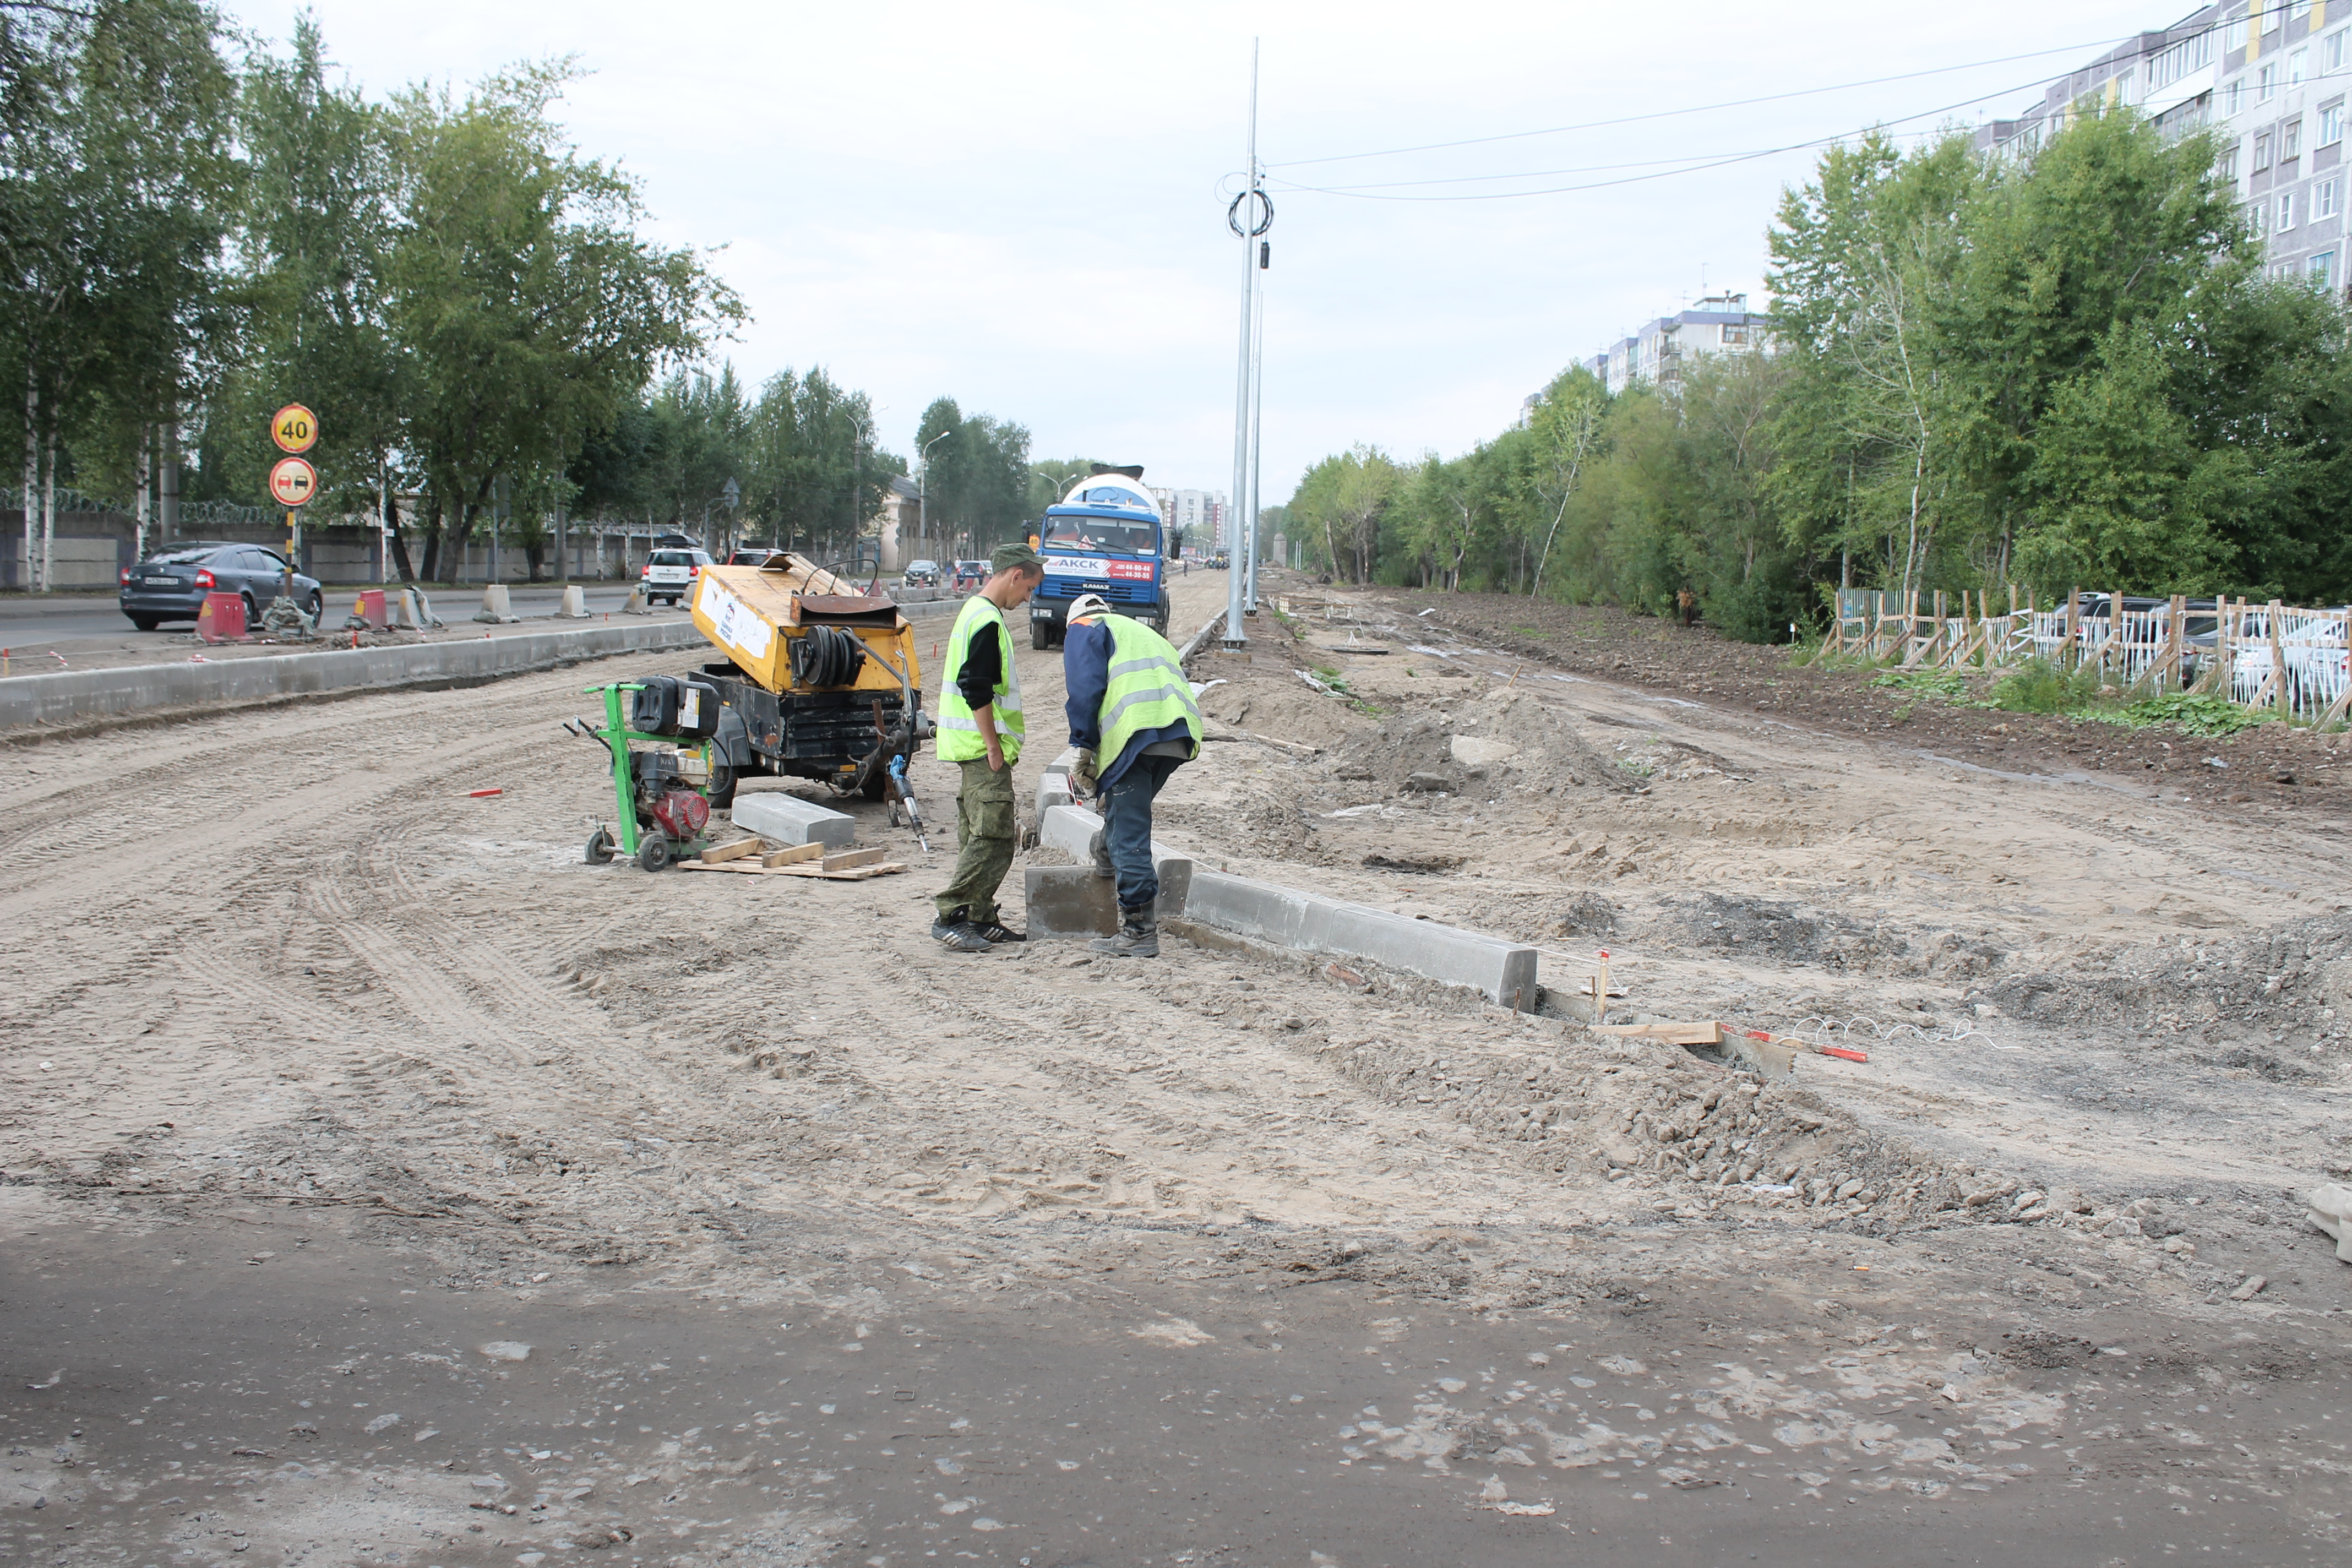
[
  {"left": 1154, "top": 488, "right": 1226, "bottom": 553},
  {"left": 1582, "top": 293, "right": 1767, "bottom": 397},
  {"left": 1980, "top": 2, "right": 2351, "bottom": 291}
]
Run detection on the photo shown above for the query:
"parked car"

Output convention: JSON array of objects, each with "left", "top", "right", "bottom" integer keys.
[
  {"left": 118, "top": 541, "right": 322, "bottom": 631},
  {"left": 952, "top": 559, "right": 986, "bottom": 590},
  {"left": 726, "top": 547, "right": 782, "bottom": 567},
  {"left": 641, "top": 548, "right": 715, "bottom": 606},
  {"left": 903, "top": 559, "right": 942, "bottom": 588}
]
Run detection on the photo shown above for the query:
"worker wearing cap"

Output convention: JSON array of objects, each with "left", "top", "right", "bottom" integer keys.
[
  {"left": 930, "top": 542, "right": 1043, "bottom": 951},
  {"left": 1062, "top": 592, "right": 1203, "bottom": 958}
]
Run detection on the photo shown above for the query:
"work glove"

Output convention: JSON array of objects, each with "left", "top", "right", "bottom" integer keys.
[{"left": 1070, "top": 748, "right": 1099, "bottom": 798}]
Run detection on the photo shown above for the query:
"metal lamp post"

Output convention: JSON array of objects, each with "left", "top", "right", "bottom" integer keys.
[{"left": 918, "top": 429, "right": 952, "bottom": 567}]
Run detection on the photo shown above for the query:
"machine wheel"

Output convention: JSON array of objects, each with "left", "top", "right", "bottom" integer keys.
[
  {"left": 585, "top": 826, "right": 616, "bottom": 864},
  {"left": 636, "top": 834, "right": 672, "bottom": 872},
  {"left": 129, "top": 614, "right": 160, "bottom": 631},
  {"left": 706, "top": 756, "right": 737, "bottom": 809}
]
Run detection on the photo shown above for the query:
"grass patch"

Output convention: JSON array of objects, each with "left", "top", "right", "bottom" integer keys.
[
  {"left": 1988, "top": 658, "right": 2282, "bottom": 737},
  {"left": 1989, "top": 657, "right": 2110, "bottom": 715},
  {"left": 2119, "top": 691, "right": 2279, "bottom": 738},
  {"left": 1870, "top": 668, "right": 1970, "bottom": 700}
]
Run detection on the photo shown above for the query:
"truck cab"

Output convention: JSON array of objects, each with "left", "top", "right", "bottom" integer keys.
[{"left": 1028, "top": 466, "right": 1169, "bottom": 648}]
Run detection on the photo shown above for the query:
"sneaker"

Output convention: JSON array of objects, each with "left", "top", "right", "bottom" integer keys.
[
  {"left": 929, "top": 907, "right": 992, "bottom": 952},
  {"left": 972, "top": 918, "right": 1026, "bottom": 944},
  {"left": 1088, "top": 908, "right": 1159, "bottom": 959}
]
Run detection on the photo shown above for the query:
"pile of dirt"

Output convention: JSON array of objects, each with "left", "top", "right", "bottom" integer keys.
[
  {"left": 1320, "top": 688, "right": 1629, "bottom": 798},
  {"left": 1983, "top": 910, "right": 2352, "bottom": 1055}
]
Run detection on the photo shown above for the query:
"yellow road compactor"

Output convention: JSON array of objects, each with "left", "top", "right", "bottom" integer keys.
[{"left": 687, "top": 554, "right": 929, "bottom": 816}]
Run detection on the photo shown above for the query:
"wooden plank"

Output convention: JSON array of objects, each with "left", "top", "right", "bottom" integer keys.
[
  {"left": 678, "top": 859, "right": 773, "bottom": 875},
  {"left": 761, "top": 842, "right": 825, "bottom": 868},
  {"left": 821, "top": 846, "right": 887, "bottom": 872},
  {"left": 700, "top": 835, "right": 767, "bottom": 864},
  {"left": 778, "top": 861, "right": 906, "bottom": 880}
]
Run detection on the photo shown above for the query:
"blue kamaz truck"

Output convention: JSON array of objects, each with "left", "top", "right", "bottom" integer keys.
[{"left": 1027, "top": 465, "right": 1170, "bottom": 648}]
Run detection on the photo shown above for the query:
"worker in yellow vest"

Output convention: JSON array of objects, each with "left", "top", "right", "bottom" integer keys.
[
  {"left": 1062, "top": 592, "right": 1203, "bottom": 958},
  {"left": 929, "top": 542, "right": 1043, "bottom": 951}
]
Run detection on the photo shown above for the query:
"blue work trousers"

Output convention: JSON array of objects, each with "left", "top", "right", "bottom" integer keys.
[{"left": 1100, "top": 753, "right": 1184, "bottom": 911}]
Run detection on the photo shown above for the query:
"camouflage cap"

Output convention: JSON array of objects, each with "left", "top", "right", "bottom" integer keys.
[{"left": 991, "top": 542, "right": 1042, "bottom": 574}]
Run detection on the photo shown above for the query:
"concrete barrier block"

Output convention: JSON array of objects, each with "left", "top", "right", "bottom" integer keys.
[
  {"left": 2310, "top": 1182, "right": 2352, "bottom": 1262},
  {"left": 731, "top": 791, "right": 856, "bottom": 848},
  {"left": 1035, "top": 803, "right": 1190, "bottom": 910},
  {"left": 559, "top": 585, "right": 589, "bottom": 618},
  {"left": 1023, "top": 867, "right": 1120, "bottom": 939},
  {"left": 1179, "top": 870, "right": 1539, "bottom": 1009},
  {"left": 1037, "top": 802, "right": 1100, "bottom": 862},
  {"left": 474, "top": 584, "right": 520, "bottom": 624}
]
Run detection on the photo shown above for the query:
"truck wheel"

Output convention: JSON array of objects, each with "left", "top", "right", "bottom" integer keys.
[
  {"left": 637, "top": 834, "right": 672, "bottom": 872},
  {"left": 1032, "top": 618, "right": 1052, "bottom": 650},
  {"left": 706, "top": 758, "right": 737, "bottom": 809}
]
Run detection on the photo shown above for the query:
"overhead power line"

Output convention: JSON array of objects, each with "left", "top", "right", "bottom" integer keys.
[
  {"left": 1269, "top": 32, "right": 2179, "bottom": 172},
  {"left": 1267, "top": 68, "right": 2089, "bottom": 203}
]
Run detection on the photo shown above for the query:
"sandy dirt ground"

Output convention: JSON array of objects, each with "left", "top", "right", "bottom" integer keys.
[{"left": 3, "top": 568, "right": 2349, "bottom": 1566}]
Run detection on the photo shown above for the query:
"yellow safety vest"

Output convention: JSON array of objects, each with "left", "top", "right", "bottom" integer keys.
[
  {"left": 1096, "top": 613, "right": 1202, "bottom": 767},
  {"left": 937, "top": 596, "right": 1023, "bottom": 763}
]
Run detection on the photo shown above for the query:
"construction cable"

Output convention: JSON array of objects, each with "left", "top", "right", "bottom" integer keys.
[
  {"left": 1782, "top": 1015, "right": 2017, "bottom": 1053},
  {"left": 790, "top": 625, "right": 867, "bottom": 689}
]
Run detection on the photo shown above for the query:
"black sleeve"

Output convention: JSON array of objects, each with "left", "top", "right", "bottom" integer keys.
[{"left": 956, "top": 624, "right": 1003, "bottom": 712}]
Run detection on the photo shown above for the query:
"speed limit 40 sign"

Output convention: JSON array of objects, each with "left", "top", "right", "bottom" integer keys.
[
  {"left": 271, "top": 403, "right": 318, "bottom": 454},
  {"left": 269, "top": 455, "right": 317, "bottom": 508}
]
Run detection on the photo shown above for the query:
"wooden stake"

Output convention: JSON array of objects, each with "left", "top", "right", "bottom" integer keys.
[{"left": 2271, "top": 601, "right": 2290, "bottom": 719}]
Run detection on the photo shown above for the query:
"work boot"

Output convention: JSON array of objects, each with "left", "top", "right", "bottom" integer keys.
[
  {"left": 1088, "top": 827, "right": 1114, "bottom": 879},
  {"left": 972, "top": 916, "right": 1025, "bottom": 944},
  {"left": 929, "top": 906, "right": 992, "bottom": 952},
  {"left": 1090, "top": 905, "right": 1158, "bottom": 959}
]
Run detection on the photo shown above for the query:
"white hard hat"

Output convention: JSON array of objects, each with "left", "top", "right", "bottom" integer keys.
[{"left": 1065, "top": 592, "right": 1113, "bottom": 623}]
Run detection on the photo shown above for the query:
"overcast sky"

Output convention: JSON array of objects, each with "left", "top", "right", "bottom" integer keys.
[{"left": 230, "top": 1, "right": 2164, "bottom": 503}]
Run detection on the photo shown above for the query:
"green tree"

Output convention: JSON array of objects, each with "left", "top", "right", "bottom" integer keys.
[
  {"left": 2, "top": 0, "right": 235, "bottom": 587},
  {"left": 385, "top": 61, "right": 741, "bottom": 580},
  {"left": 915, "top": 396, "right": 1032, "bottom": 555},
  {"left": 1288, "top": 444, "right": 1402, "bottom": 583},
  {"left": 209, "top": 13, "right": 405, "bottom": 559}
]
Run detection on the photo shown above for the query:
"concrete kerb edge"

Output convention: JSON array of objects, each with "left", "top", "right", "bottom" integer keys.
[
  {"left": 0, "top": 618, "right": 711, "bottom": 732},
  {"left": 0, "top": 595, "right": 961, "bottom": 737},
  {"left": 1178, "top": 868, "right": 1539, "bottom": 1010}
]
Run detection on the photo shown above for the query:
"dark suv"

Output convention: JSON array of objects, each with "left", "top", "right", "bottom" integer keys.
[{"left": 119, "top": 542, "right": 323, "bottom": 630}]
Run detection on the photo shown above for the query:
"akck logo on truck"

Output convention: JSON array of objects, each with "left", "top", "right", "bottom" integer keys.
[{"left": 1042, "top": 557, "right": 1155, "bottom": 581}]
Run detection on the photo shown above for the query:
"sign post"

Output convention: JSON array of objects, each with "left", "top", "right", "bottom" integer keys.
[{"left": 269, "top": 405, "right": 319, "bottom": 603}]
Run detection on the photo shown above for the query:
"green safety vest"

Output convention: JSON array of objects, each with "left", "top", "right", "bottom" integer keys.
[
  {"left": 937, "top": 595, "right": 1024, "bottom": 764},
  {"left": 1095, "top": 613, "right": 1203, "bottom": 768}
]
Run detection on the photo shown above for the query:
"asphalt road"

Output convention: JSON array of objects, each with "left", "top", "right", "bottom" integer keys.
[{"left": 0, "top": 584, "right": 646, "bottom": 646}]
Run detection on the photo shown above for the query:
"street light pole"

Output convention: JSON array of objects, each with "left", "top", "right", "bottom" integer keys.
[
  {"left": 1224, "top": 40, "right": 1266, "bottom": 648},
  {"left": 918, "top": 428, "right": 952, "bottom": 568}
]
